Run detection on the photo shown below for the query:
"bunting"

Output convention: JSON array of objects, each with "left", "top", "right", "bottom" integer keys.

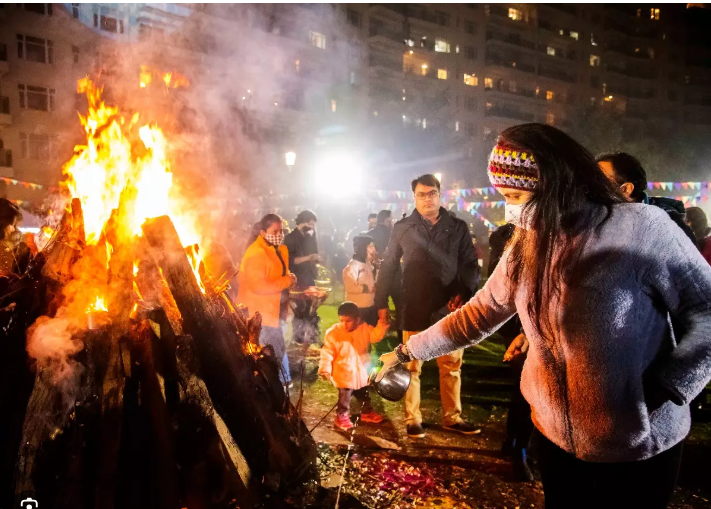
[{"left": 0, "top": 177, "right": 44, "bottom": 190}]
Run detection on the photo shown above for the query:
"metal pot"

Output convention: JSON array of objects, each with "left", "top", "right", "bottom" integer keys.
[{"left": 369, "top": 362, "right": 411, "bottom": 402}]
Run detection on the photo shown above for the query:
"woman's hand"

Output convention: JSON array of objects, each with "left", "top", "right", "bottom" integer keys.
[
  {"left": 503, "top": 333, "right": 529, "bottom": 362},
  {"left": 287, "top": 273, "right": 298, "bottom": 288},
  {"left": 375, "top": 350, "right": 401, "bottom": 382}
]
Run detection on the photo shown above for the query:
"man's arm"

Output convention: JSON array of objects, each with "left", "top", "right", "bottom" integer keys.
[{"left": 374, "top": 225, "right": 404, "bottom": 310}]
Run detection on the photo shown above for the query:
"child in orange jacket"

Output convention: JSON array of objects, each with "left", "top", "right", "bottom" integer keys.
[{"left": 319, "top": 301, "right": 389, "bottom": 430}]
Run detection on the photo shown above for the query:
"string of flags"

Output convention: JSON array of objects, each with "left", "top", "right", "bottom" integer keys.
[
  {"left": 647, "top": 181, "right": 709, "bottom": 192},
  {"left": 0, "top": 177, "right": 44, "bottom": 190}
]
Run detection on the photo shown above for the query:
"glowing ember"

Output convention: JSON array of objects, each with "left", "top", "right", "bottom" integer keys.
[
  {"left": 185, "top": 244, "right": 206, "bottom": 294},
  {"left": 87, "top": 296, "right": 108, "bottom": 313}
]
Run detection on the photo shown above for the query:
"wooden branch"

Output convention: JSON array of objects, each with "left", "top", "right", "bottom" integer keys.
[{"left": 142, "top": 215, "right": 317, "bottom": 488}]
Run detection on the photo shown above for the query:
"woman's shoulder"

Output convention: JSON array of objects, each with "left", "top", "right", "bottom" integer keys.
[{"left": 608, "top": 202, "right": 687, "bottom": 242}]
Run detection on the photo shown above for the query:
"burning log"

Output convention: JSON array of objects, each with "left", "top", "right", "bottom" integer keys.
[{"left": 142, "top": 215, "right": 318, "bottom": 488}]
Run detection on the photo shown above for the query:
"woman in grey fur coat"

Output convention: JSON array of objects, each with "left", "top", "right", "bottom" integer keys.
[{"left": 378, "top": 124, "right": 711, "bottom": 509}]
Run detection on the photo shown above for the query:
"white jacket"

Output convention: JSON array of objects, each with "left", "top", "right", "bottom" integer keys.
[{"left": 342, "top": 258, "right": 375, "bottom": 308}]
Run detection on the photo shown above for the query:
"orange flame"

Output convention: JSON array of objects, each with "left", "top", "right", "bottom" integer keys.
[
  {"left": 87, "top": 296, "right": 108, "bottom": 313},
  {"left": 63, "top": 74, "right": 205, "bottom": 292}
]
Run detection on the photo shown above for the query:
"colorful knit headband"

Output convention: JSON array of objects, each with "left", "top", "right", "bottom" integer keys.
[{"left": 487, "top": 142, "right": 539, "bottom": 191}]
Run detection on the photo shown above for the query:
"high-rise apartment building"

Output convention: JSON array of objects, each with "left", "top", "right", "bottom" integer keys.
[
  {"left": 357, "top": 3, "right": 711, "bottom": 185},
  {"left": 1, "top": 3, "right": 710, "bottom": 200}
]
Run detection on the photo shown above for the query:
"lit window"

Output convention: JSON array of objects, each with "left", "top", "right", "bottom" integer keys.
[
  {"left": 570, "top": 31, "right": 579, "bottom": 40},
  {"left": 421, "top": 63, "right": 428, "bottom": 76},
  {"left": 546, "top": 112, "right": 555, "bottom": 125},
  {"left": 602, "top": 83, "right": 607, "bottom": 94},
  {"left": 309, "top": 31, "right": 326, "bottom": 49},
  {"left": 438, "top": 69, "right": 448, "bottom": 80},
  {"left": 546, "top": 90, "right": 554, "bottom": 101},
  {"left": 331, "top": 99, "right": 337, "bottom": 112},
  {"left": 422, "top": 118, "right": 427, "bottom": 129},
  {"left": 435, "top": 38, "right": 451, "bottom": 53},
  {"left": 508, "top": 8, "right": 523, "bottom": 21},
  {"left": 648, "top": 48, "right": 655, "bottom": 59},
  {"left": 484, "top": 77, "right": 493, "bottom": 89},
  {"left": 651, "top": 8, "right": 660, "bottom": 20},
  {"left": 455, "top": 120, "right": 460, "bottom": 131},
  {"left": 547, "top": 46, "right": 556, "bottom": 56},
  {"left": 637, "top": 8, "right": 642, "bottom": 17},
  {"left": 455, "top": 45, "right": 460, "bottom": 54},
  {"left": 590, "top": 55, "right": 601, "bottom": 67},
  {"left": 591, "top": 33, "right": 598, "bottom": 46},
  {"left": 406, "top": 38, "right": 414, "bottom": 47},
  {"left": 464, "top": 74, "right": 478, "bottom": 86}
]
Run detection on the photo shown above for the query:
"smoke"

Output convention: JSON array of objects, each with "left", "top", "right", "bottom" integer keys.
[
  {"left": 75, "top": 4, "right": 362, "bottom": 252},
  {"left": 26, "top": 312, "right": 85, "bottom": 411}
]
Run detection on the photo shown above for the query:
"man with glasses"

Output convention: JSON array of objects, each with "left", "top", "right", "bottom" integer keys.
[{"left": 375, "top": 174, "right": 481, "bottom": 438}]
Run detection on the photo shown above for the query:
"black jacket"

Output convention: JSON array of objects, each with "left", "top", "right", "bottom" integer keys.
[
  {"left": 284, "top": 228, "right": 318, "bottom": 288},
  {"left": 647, "top": 197, "right": 696, "bottom": 245},
  {"left": 374, "top": 208, "right": 480, "bottom": 331},
  {"left": 366, "top": 224, "right": 392, "bottom": 259}
]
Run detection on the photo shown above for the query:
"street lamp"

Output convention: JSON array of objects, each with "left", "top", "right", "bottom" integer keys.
[{"left": 285, "top": 151, "right": 296, "bottom": 169}]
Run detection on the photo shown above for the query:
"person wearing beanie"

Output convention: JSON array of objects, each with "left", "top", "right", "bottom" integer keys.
[
  {"left": 378, "top": 124, "right": 711, "bottom": 508},
  {"left": 685, "top": 207, "right": 711, "bottom": 264},
  {"left": 342, "top": 236, "right": 378, "bottom": 326}
]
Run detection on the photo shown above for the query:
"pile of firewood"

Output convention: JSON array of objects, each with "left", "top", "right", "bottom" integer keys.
[{"left": 0, "top": 200, "right": 317, "bottom": 509}]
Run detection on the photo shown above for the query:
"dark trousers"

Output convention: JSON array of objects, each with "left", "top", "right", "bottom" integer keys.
[
  {"left": 360, "top": 306, "right": 378, "bottom": 327},
  {"left": 505, "top": 352, "right": 534, "bottom": 450},
  {"left": 536, "top": 429, "right": 683, "bottom": 509},
  {"left": 292, "top": 299, "right": 320, "bottom": 345},
  {"left": 337, "top": 387, "right": 372, "bottom": 417}
]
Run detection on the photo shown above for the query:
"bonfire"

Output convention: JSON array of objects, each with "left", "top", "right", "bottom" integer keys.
[{"left": 0, "top": 72, "right": 317, "bottom": 509}]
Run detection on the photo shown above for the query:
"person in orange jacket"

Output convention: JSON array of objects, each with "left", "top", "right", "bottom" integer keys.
[
  {"left": 318, "top": 301, "right": 389, "bottom": 430},
  {"left": 238, "top": 214, "right": 297, "bottom": 384}
]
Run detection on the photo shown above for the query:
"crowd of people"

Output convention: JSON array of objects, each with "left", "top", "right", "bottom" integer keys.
[
  {"left": 1, "top": 122, "right": 708, "bottom": 508},
  {"left": 233, "top": 123, "right": 711, "bottom": 509}
]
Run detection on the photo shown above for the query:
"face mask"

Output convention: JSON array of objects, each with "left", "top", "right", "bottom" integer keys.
[
  {"left": 264, "top": 232, "right": 284, "bottom": 246},
  {"left": 305, "top": 229, "right": 315, "bottom": 236},
  {"left": 302, "top": 226, "right": 313, "bottom": 234},
  {"left": 505, "top": 203, "right": 535, "bottom": 230}
]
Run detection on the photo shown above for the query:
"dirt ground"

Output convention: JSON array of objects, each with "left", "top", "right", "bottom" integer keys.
[{"left": 286, "top": 305, "right": 711, "bottom": 509}]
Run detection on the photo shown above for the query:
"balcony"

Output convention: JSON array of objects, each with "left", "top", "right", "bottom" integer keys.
[
  {"left": 369, "top": 25, "right": 406, "bottom": 47},
  {"left": 485, "top": 31, "right": 537, "bottom": 51},
  {"left": 538, "top": 67, "right": 576, "bottom": 83},
  {"left": 485, "top": 86, "right": 537, "bottom": 100},
  {"left": 485, "top": 55, "right": 537, "bottom": 74},
  {"left": 485, "top": 106, "right": 535, "bottom": 122}
]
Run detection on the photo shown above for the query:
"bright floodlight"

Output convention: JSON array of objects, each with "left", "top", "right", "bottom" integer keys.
[
  {"left": 285, "top": 151, "right": 296, "bottom": 168},
  {"left": 434, "top": 172, "right": 442, "bottom": 182},
  {"left": 314, "top": 152, "right": 362, "bottom": 198}
]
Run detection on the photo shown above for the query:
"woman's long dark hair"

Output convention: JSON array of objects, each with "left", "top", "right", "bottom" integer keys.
[{"left": 502, "top": 124, "right": 625, "bottom": 340}]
